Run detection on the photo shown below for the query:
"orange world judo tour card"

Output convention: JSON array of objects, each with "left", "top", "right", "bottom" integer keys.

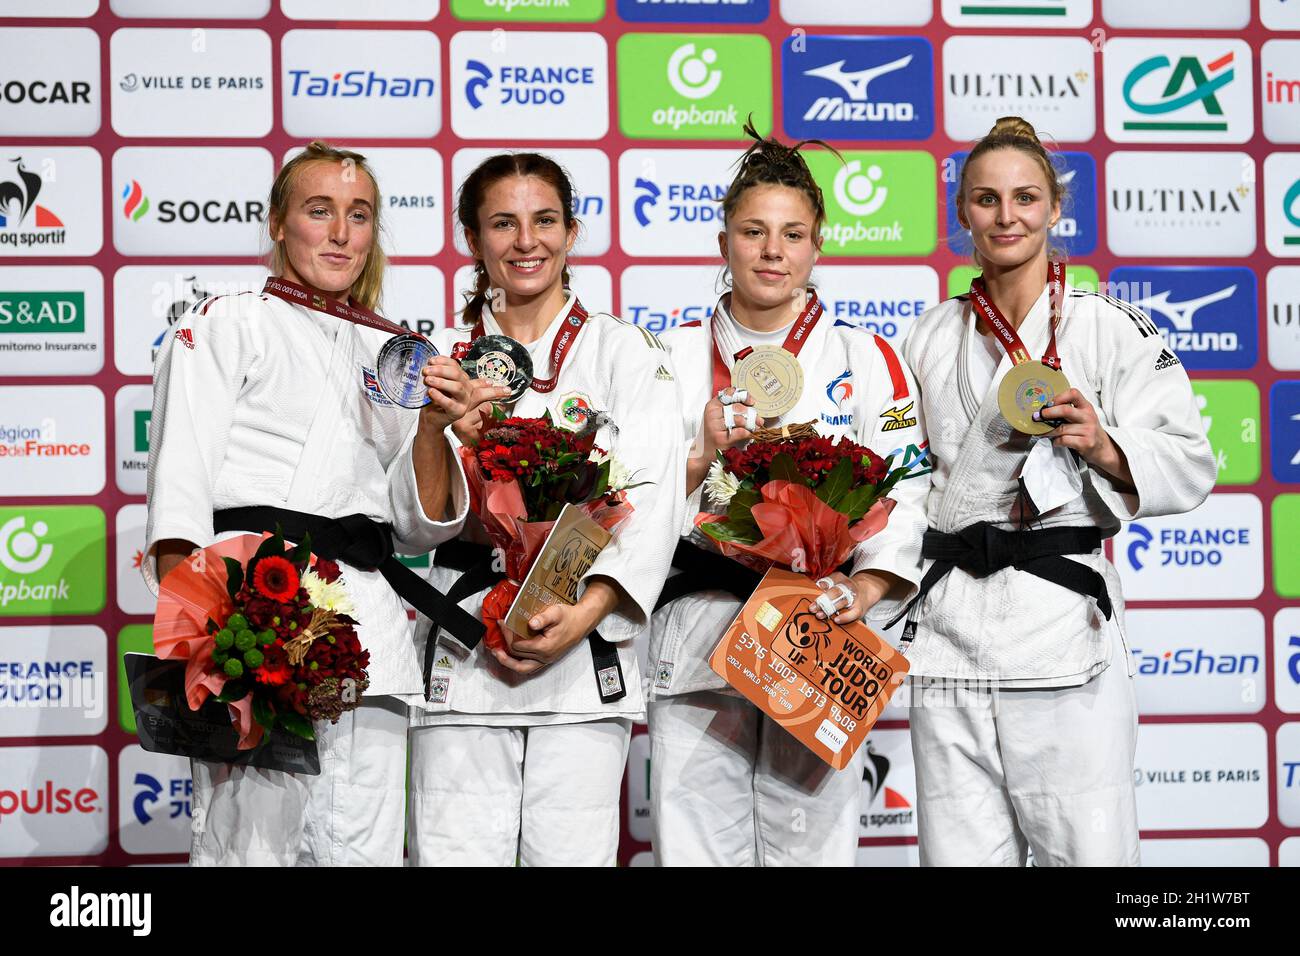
[{"left": 709, "top": 567, "right": 909, "bottom": 769}]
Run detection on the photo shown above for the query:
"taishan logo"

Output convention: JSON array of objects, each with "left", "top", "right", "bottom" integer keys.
[
  {"left": 287, "top": 69, "right": 434, "bottom": 99},
  {"left": 1123, "top": 51, "right": 1236, "bottom": 132}
]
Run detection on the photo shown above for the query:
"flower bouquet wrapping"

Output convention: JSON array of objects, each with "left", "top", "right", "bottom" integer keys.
[
  {"left": 458, "top": 409, "right": 642, "bottom": 653},
  {"left": 152, "top": 532, "right": 369, "bottom": 750},
  {"left": 696, "top": 425, "right": 914, "bottom": 769},
  {"left": 696, "top": 426, "right": 909, "bottom": 579}
]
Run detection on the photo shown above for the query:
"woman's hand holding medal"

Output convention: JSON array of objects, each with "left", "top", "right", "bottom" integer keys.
[
  {"left": 1034, "top": 387, "right": 1135, "bottom": 490},
  {"left": 418, "top": 355, "right": 511, "bottom": 430}
]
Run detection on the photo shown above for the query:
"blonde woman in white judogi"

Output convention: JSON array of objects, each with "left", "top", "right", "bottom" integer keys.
[
  {"left": 899, "top": 118, "right": 1215, "bottom": 866},
  {"left": 146, "top": 143, "right": 489, "bottom": 866}
]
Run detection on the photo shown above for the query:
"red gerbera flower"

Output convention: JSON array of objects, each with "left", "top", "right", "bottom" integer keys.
[{"left": 253, "top": 555, "right": 299, "bottom": 602}]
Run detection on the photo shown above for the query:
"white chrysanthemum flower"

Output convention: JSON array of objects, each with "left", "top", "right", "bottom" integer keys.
[
  {"left": 703, "top": 459, "right": 741, "bottom": 508},
  {"left": 302, "top": 568, "right": 355, "bottom": 617},
  {"left": 591, "top": 449, "right": 635, "bottom": 493}
]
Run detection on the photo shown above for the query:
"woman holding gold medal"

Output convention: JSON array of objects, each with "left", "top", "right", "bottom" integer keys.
[
  {"left": 405, "top": 153, "right": 686, "bottom": 866},
  {"left": 897, "top": 117, "right": 1216, "bottom": 866},
  {"left": 646, "top": 126, "right": 931, "bottom": 866}
]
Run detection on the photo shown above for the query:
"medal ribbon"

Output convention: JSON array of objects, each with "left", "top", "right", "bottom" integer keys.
[
  {"left": 967, "top": 260, "right": 1065, "bottom": 372},
  {"left": 710, "top": 289, "right": 825, "bottom": 397},
  {"left": 467, "top": 296, "right": 589, "bottom": 395},
  {"left": 262, "top": 276, "right": 420, "bottom": 340}
]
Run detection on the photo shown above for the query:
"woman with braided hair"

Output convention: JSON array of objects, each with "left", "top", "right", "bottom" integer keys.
[{"left": 646, "top": 125, "right": 930, "bottom": 866}]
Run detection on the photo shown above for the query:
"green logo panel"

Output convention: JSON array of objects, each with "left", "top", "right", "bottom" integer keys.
[
  {"left": 946, "top": 265, "right": 1099, "bottom": 299},
  {"left": 805, "top": 151, "right": 936, "bottom": 257},
  {"left": 1274, "top": 495, "right": 1300, "bottom": 598},
  {"left": 617, "top": 33, "right": 772, "bottom": 140},
  {"left": 117, "top": 624, "right": 155, "bottom": 734},
  {"left": 0, "top": 506, "right": 105, "bottom": 616},
  {"left": 0, "top": 292, "right": 85, "bottom": 334},
  {"left": 451, "top": 0, "right": 605, "bottom": 20},
  {"left": 1190, "top": 380, "right": 1260, "bottom": 486}
]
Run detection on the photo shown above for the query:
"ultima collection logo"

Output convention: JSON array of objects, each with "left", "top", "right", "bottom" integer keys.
[{"left": 618, "top": 34, "right": 771, "bottom": 139}]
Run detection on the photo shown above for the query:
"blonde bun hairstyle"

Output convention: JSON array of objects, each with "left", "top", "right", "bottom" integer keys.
[{"left": 955, "top": 116, "right": 1070, "bottom": 261}]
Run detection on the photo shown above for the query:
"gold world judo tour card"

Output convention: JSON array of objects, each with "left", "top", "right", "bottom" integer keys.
[
  {"left": 504, "top": 504, "right": 612, "bottom": 638},
  {"left": 709, "top": 568, "right": 909, "bottom": 770}
]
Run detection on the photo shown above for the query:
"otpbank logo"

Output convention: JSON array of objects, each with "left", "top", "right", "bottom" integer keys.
[
  {"left": 945, "top": 151, "right": 1096, "bottom": 258},
  {"left": 805, "top": 150, "right": 935, "bottom": 257},
  {"left": 618, "top": 0, "right": 768, "bottom": 22},
  {"left": 782, "top": 36, "right": 933, "bottom": 141},
  {"left": 0, "top": 507, "right": 105, "bottom": 616},
  {"left": 618, "top": 33, "right": 771, "bottom": 139},
  {"left": 1104, "top": 39, "right": 1253, "bottom": 143},
  {"left": 1108, "top": 266, "right": 1257, "bottom": 371}
]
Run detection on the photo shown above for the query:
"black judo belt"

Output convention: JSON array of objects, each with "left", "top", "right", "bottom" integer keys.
[
  {"left": 886, "top": 521, "right": 1113, "bottom": 642},
  {"left": 212, "top": 505, "right": 485, "bottom": 655},
  {"left": 653, "top": 540, "right": 765, "bottom": 611},
  {"left": 428, "top": 539, "right": 627, "bottom": 704},
  {"left": 653, "top": 541, "right": 861, "bottom": 612}
]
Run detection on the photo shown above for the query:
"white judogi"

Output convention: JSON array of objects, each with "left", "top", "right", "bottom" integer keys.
[
  {"left": 900, "top": 282, "right": 1216, "bottom": 866},
  {"left": 407, "top": 293, "right": 686, "bottom": 866},
  {"left": 145, "top": 289, "right": 468, "bottom": 866},
  {"left": 647, "top": 295, "right": 930, "bottom": 867}
]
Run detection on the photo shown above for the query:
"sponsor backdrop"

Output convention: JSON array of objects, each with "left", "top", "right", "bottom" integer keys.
[{"left": 0, "top": 0, "right": 1295, "bottom": 867}]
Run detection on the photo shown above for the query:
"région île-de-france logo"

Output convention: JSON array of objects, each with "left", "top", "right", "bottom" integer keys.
[
  {"left": 0, "top": 157, "right": 65, "bottom": 235},
  {"left": 1123, "top": 50, "right": 1237, "bottom": 132}
]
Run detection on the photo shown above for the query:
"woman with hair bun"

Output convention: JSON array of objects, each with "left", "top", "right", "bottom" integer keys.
[
  {"left": 646, "top": 125, "right": 931, "bottom": 866},
  {"left": 145, "top": 141, "right": 486, "bottom": 865},
  {"left": 406, "top": 152, "right": 685, "bottom": 866},
  {"left": 898, "top": 117, "right": 1215, "bottom": 866}
]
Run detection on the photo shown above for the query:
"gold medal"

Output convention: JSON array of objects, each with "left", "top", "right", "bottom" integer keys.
[
  {"left": 998, "top": 362, "right": 1070, "bottom": 435},
  {"left": 732, "top": 346, "right": 804, "bottom": 419}
]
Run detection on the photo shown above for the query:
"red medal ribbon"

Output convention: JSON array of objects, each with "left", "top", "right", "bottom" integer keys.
[
  {"left": 466, "top": 296, "right": 590, "bottom": 395},
  {"left": 710, "top": 289, "right": 825, "bottom": 398},
  {"left": 967, "top": 261, "right": 1065, "bottom": 371},
  {"left": 261, "top": 276, "right": 419, "bottom": 340}
]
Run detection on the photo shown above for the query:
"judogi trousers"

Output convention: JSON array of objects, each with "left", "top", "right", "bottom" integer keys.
[
  {"left": 649, "top": 691, "right": 865, "bottom": 866},
  {"left": 407, "top": 718, "right": 632, "bottom": 867},
  {"left": 189, "top": 695, "right": 409, "bottom": 866},
  {"left": 908, "top": 631, "right": 1140, "bottom": 867}
]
